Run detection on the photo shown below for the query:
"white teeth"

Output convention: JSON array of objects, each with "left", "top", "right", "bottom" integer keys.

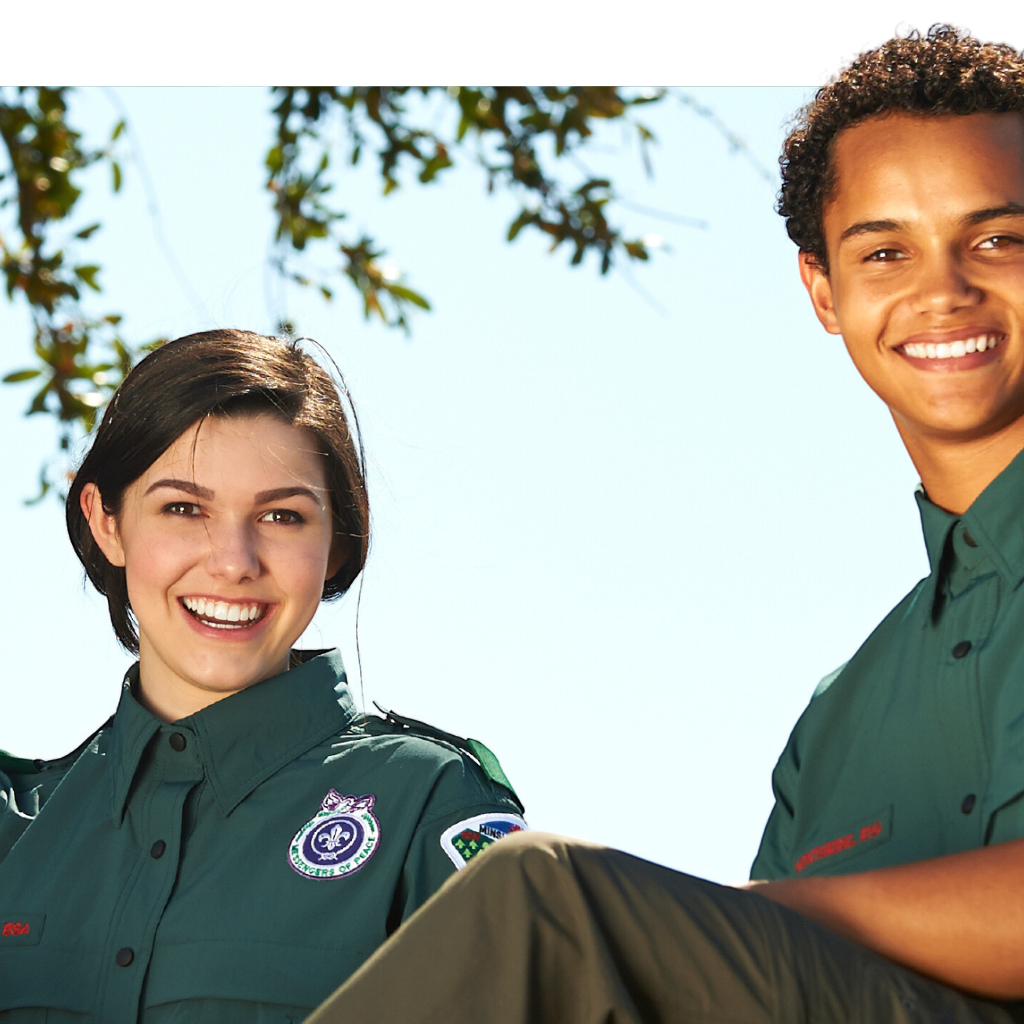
[
  {"left": 182, "top": 597, "right": 265, "bottom": 627},
  {"left": 904, "top": 334, "right": 1001, "bottom": 359}
]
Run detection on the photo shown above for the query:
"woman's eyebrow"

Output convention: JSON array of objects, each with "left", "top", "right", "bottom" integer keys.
[
  {"left": 254, "top": 486, "right": 321, "bottom": 504},
  {"left": 145, "top": 478, "right": 215, "bottom": 499}
]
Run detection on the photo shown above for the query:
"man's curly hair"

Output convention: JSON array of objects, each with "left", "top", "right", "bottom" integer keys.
[{"left": 780, "top": 25, "right": 1024, "bottom": 269}]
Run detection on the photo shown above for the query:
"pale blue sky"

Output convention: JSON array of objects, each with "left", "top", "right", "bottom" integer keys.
[{"left": 4, "top": 10, "right": 1024, "bottom": 882}]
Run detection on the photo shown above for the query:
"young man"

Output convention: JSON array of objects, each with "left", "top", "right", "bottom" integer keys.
[{"left": 305, "top": 27, "right": 1024, "bottom": 1023}]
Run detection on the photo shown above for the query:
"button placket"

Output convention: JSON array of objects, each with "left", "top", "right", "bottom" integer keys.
[{"left": 97, "top": 732, "right": 202, "bottom": 1021}]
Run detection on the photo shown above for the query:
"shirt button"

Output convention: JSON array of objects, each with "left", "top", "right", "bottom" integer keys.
[
  {"left": 150, "top": 840, "right": 167, "bottom": 859},
  {"left": 168, "top": 733, "right": 187, "bottom": 752},
  {"left": 952, "top": 641, "right": 972, "bottom": 659},
  {"left": 963, "top": 529, "right": 977, "bottom": 547},
  {"left": 961, "top": 794, "right": 977, "bottom": 814},
  {"left": 115, "top": 947, "right": 134, "bottom": 967}
]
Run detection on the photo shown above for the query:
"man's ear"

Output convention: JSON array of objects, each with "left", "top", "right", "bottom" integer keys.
[
  {"left": 799, "top": 252, "right": 842, "bottom": 336},
  {"left": 81, "top": 482, "right": 126, "bottom": 568}
]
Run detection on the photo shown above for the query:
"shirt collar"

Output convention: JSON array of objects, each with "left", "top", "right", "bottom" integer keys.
[
  {"left": 916, "top": 444, "right": 1024, "bottom": 589},
  {"left": 109, "top": 649, "right": 356, "bottom": 824}
]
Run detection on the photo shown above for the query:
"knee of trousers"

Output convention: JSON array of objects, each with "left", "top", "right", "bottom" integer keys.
[{"left": 458, "top": 831, "right": 597, "bottom": 912}]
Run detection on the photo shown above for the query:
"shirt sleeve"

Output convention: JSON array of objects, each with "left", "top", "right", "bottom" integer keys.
[
  {"left": 749, "top": 734, "right": 800, "bottom": 880},
  {"left": 748, "top": 664, "right": 847, "bottom": 881},
  {"left": 392, "top": 753, "right": 527, "bottom": 925}
]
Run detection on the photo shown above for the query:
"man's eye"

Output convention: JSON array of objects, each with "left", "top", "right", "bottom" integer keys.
[
  {"left": 977, "top": 234, "right": 1022, "bottom": 250},
  {"left": 164, "top": 502, "right": 200, "bottom": 516},
  {"left": 865, "top": 248, "right": 904, "bottom": 262},
  {"left": 260, "top": 509, "right": 304, "bottom": 524}
]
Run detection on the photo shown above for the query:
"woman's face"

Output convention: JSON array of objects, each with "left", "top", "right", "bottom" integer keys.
[{"left": 83, "top": 413, "right": 345, "bottom": 722}]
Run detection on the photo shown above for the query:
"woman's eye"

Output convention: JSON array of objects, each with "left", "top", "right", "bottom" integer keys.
[
  {"left": 164, "top": 502, "right": 200, "bottom": 516},
  {"left": 260, "top": 509, "right": 304, "bottom": 525}
]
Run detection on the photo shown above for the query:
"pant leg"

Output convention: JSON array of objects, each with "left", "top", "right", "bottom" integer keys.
[{"left": 304, "top": 833, "right": 1018, "bottom": 1024}]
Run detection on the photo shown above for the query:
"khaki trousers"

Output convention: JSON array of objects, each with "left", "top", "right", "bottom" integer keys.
[{"left": 305, "top": 833, "right": 1019, "bottom": 1024}]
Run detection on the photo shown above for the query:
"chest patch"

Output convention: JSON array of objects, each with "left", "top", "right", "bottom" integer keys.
[
  {"left": 288, "top": 790, "right": 380, "bottom": 879},
  {"left": 440, "top": 812, "right": 528, "bottom": 869}
]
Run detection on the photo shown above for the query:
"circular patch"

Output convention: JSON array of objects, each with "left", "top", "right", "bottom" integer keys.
[{"left": 288, "top": 791, "right": 380, "bottom": 879}]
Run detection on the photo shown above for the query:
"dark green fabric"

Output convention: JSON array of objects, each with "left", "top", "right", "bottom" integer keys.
[
  {"left": 753, "top": 446, "right": 1024, "bottom": 880},
  {"left": 0, "top": 650, "right": 524, "bottom": 1022}
]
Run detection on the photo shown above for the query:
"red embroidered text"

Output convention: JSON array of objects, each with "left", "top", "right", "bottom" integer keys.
[
  {"left": 794, "top": 819, "right": 885, "bottom": 873},
  {"left": 2, "top": 922, "right": 29, "bottom": 936}
]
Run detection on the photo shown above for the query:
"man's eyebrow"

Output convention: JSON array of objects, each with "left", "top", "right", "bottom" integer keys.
[
  {"left": 144, "top": 478, "right": 214, "bottom": 499},
  {"left": 839, "top": 205, "right": 1024, "bottom": 244},
  {"left": 839, "top": 219, "right": 903, "bottom": 243},
  {"left": 962, "top": 203, "right": 1024, "bottom": 226}
]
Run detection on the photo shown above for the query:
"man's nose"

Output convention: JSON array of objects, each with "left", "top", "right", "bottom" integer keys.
[{"left": 911, "top": 250, "right": 983, "bottom": 315}]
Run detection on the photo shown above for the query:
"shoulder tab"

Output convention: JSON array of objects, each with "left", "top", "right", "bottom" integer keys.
[
  {"left": 373, "top": 703, "right": 523, "bottom": 810},
  {"left": 0, "top": 750, "right": 41, "bottom": 776},
  {"left": 0, "top": 716, "right": 113, "bottom": 780}
]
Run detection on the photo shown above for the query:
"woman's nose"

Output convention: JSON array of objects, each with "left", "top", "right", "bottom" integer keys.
[{"left": 205, "top": 521, "right": 261, "bottom": 582}]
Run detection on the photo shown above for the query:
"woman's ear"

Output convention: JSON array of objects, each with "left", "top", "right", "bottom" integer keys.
[
  {"left": 81, "top": 482, "right": 126, "bottom": 567},
  {"left": 326, "top": 535, "right": 349, "bottom": 581}
]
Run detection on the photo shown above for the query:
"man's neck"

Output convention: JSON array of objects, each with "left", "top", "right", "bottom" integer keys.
[{"left": 897, "top": 416, "right": 1024, "bottom": 514}]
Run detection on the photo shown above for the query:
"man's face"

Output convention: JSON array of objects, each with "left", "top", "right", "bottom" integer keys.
[{"left": 801, "top": 112, "right": 1024, "bottom": 452}]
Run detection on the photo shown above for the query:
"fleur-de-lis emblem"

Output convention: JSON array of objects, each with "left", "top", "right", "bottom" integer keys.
[{"left": 321, "top": 824, "right": 349, "bottom": 850}]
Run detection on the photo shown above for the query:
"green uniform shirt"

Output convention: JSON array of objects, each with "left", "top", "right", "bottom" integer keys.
[
  {"left": 753, "top": 447, "right": 1024, "bottom": 881},
  {"left": 0, "top": 650, "right": 525, "bottom": 1023}
]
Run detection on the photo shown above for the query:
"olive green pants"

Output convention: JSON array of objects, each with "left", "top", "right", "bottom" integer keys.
[{"left": 305, "top": 833, "right": 1019, "bottom": 1024}]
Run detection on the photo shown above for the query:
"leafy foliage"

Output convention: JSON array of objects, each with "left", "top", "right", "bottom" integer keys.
[
  {"left": 1, "top": 85, "right": 670, "bottom": 497},
  {"left": 266, "top": 87, "right": 665, "bottom": 330},
  {"left": 0, "top": 87, "right": 161, "bottom": 499}
]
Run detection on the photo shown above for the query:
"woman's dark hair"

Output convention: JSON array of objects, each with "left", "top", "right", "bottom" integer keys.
[
  {"left": 779, "top": 25, "right": 1024, "bottom": 269},
  {"left": 66, "top": 329, "right": 370, "bottom": 653}
]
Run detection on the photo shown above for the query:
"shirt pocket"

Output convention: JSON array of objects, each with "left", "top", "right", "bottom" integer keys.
[
  {"left": 0, "top": 946, "right": 98, "bottom": 1017},
  {"left": 144, "top": 940, "right": 378, "bottom": 1011}
]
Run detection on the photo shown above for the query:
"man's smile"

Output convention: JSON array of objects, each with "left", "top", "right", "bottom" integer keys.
[{"left": 897, "top": 331, "right": 1006, "bottom": 370}]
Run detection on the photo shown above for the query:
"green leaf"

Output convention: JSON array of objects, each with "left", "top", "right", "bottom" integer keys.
[
  {"left": 111, "top": 119, "right": 126, "bottom": 141},
  {"left": 112, "top": 161, "right": 122, "bottom": 193},
  {"left": 387, "top": 284, "right": 430, "bottom": 310},
  {"left": 75, "top": 222, "right": 101, "bottom": 240},
  {"left": 74, "top": 265, "right": 102, "bottom": 290},
  {"left": 2, "top": 369, "right": 41, "bottom": 383}
]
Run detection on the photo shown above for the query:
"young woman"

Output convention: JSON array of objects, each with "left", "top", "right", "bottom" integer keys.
[{"left": 0, "top": 329, "right": 526, "bottom": 1023}]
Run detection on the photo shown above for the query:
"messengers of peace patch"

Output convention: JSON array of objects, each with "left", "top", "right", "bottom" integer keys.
[
  {"left": 440, "top": 811, "right": 528, "bottom": 869},
  {"left": 288, "top": 790, "right": 380, "bottom": 879}
]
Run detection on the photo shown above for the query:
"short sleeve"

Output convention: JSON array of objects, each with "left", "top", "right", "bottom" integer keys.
[
  {"left": 748, "top": 665, "right": 846, "bottom": 881},
  {"left": 392, "top": 756, "right": 527, "bottom": 924}
]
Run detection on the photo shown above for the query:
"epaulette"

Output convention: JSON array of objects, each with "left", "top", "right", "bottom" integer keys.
[
  {"left": 373, "top": 702, "right": 523, "bottom": 811},
  {"left": 0, "top": 717, "right": 113, "bottom": 780},
  {"left": 0, "top": 751, "right": 41, "bottom": 776}
]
